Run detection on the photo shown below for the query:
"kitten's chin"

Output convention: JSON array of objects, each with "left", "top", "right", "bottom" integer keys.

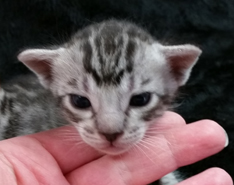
[{"left": 98, "top": 146, "right": 131, "bottom": 155}]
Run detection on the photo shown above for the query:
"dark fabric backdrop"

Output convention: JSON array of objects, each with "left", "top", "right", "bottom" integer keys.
[{"left": 0, "top": 0, "right": 234, "bottom": 184}]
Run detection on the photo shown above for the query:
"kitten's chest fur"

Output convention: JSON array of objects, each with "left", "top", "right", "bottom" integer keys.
[{"left": 0, "top": 75, "right": 67, "bottom": 139}]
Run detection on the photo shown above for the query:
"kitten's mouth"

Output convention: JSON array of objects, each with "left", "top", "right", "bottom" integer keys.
[{"left": 98, "top": 144, "right": 131, "bottom": 155}]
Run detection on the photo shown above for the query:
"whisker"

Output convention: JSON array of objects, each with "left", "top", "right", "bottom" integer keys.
[
  {"left": 143, "top": 134, "right": 172, "bottom": 148},
  {"left": 142, "top": 136, "right": 173, "bottom": 152},
  {"left": 135, "top": 142, "right": 157, "bottom": 166},
  {"left": 145, "top": 135, "right": 171, "bottom": 144},
  {"left": 146, "top": 128, "right": 169, "bottom": 132}
]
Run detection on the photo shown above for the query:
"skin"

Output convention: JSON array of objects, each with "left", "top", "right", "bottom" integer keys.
[{"left": 0, "top": 111, "right": 232, "bottom": 185}]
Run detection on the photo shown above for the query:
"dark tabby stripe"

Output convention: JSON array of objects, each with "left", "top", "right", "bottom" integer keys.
[
  {"left": 94, "top": 36, "right": 104, "bottom": 65},
  {"left": 142, "top": 95, "right": 173, "bottom": 121},
  {"left": 81, "top": 21, "right": 141, "bottom": 86},
  {"left": 3, "top": 114, "right": 20, "bottom": 139},
  {"left": 125, "top": 39, "right": 135, "bottom": 73},
  {"left": 82, "top": 40, "right": 93, "bottom": 73},
  {"left": 62, "top": 107, "right": 81, "bottom": 123},
  {"left": 0, "top": 96, "right": 13, "bottom": 115}
]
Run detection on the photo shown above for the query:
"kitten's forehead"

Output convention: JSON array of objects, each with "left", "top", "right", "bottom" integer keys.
[
  {"left": 68, "top": 20, "right": 154, "bottom": 46},
  {"left": 65, "top": 20, "right": 156, "bottom": 87}
]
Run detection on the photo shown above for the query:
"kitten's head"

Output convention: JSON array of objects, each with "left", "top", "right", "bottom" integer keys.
[{"left": 18, "top": 20, "right": 201, "bottom": 155}]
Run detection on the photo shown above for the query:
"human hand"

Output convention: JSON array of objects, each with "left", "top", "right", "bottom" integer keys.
[{"left": 0, "top": 111, "right": 231, "bottom": 185}]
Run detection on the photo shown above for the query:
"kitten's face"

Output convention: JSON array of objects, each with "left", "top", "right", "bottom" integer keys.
[
  {"left": 18, "top": 20, "right": 201, "bottom": 155},
  {"left": 50, "top": 43, "right": 173, "bottom": 155}
]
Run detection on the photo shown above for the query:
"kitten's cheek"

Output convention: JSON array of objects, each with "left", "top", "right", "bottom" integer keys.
[{"left": 78, "top": 129, "right": 110, "bottom": 150}]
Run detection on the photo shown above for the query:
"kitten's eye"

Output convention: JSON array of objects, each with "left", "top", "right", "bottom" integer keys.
[
  {"left": 130, "top": 92, "right": 151, "bottom": 107},
  {"left": 70, "top": 94, "right": 91, "bottom": 109}
]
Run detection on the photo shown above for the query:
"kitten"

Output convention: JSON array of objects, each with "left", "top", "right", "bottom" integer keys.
[
  {"left": 1, "top": 20, "right": 201, "bottom": 183},
  {"left": 1, "top": 20, "right": 201, "bottom": 154},
  {"left": 1, "top": 19, "right": 201, "bottom": 184}
]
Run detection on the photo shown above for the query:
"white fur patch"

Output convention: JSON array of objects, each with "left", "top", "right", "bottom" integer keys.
[{"left": 160, "top": 171, "right": 182, "bottom": 185}]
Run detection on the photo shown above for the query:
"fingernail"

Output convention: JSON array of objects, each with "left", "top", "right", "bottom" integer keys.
[{"left": 224, "top": 130, "right": 229, "bottom": 147}]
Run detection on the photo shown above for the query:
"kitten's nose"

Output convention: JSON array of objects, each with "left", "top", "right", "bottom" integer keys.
[{"left": 101, "top": 132, "right": 123, "bottom": 142}]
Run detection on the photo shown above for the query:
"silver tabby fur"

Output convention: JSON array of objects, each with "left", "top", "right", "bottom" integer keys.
[
  {"left": 0, "top": 20, "right": 201, "bottom": 184},
  {"left": 0, "top": 75, "right": 67, "bottom": 139}
]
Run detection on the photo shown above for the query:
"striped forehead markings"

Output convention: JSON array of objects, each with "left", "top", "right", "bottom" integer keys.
[
  {"left": 82, "top": 38, "right": 136, "bottom": 86},
  {"left": 75, "top": 20, "right": 153, "bottom": 86}
]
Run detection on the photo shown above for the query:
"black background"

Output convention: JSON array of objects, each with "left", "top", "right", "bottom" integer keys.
[{"left": 0, "top": 0, "right": 234, "bottom": 183}]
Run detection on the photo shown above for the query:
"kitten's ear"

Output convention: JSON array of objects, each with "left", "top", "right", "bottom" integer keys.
[
  {"left": 161, "top": 44, "right": 202, "bottom": 86},
  {"left": 18, "top": 48, "right": 62, "bottom": 88}
]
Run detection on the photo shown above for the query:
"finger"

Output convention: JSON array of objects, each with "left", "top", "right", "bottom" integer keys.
[
  {"left": 29, "top": 111, "right": 185, "bottom": 173},
  {"left": 66, "top": 120, "right": 227, "bottom": 185},
  {"left": 177, "top": 168, "right": 233, "bottom": 185},
  {"left": 0, "top": 137, "right": 70, "bottom": 185},
  {"left": 29, "top": 125, "right": 102, "bottom": 174},
  {"left": 149, "top": 111, "right": 186, "bottom": 129}
]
